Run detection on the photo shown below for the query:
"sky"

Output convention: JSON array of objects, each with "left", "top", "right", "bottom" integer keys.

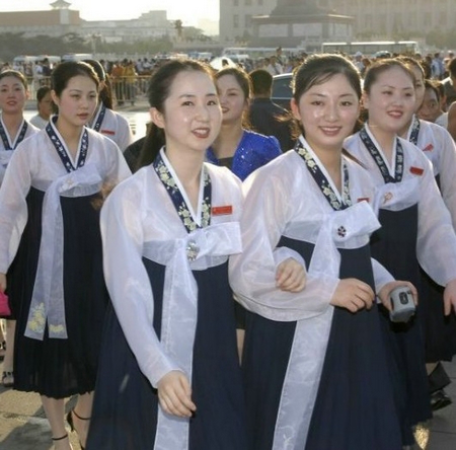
[{"left": 0, "top": 0, "right": 219, "bottom": 25}]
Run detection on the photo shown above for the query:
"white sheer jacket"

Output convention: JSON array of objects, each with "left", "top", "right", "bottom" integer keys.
[
  {"left": 406, "top": 117, "right": 456, "bottom": 230},
  {"left": 0, "top": 125, "right": 131, "bottom": 274},
  {"left": 345, "top": 124, "right": 456, "bottom": 287},
  {"left": 89, "top": 105, "right": 134, "bottom": 152},
  {"left": 0, "top": 115, "right": 39, "bottom": 185},
  {"left": 229, "top": 145, "right": 394, "bottom": 323},
  {"left": 99, "top": 160, "right": 243, "bottom": 389}
]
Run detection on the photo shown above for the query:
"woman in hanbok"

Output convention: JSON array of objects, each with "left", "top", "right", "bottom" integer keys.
[
  {"left": 206, "top": 66, "right": 282, "bottom": 181},
  {"left": 230, "top": 54, "right": 412, "bottom": 450},
  {"left": 0, "top": 70, "right": 39, "bottom": 388},
  {"left": 398, "top": 56, "right": 456, "bottom": 410},
  {"left": 86, "top": 59, "right": 265, "bottom": 450},
  {"left": 0, "top": 61, "right": 130, "bottom": 450},
  {"left": 344, "top": 58, "right": 456, "bottom": 447},
  {"left": 84, "top": 59, "right": 134, "bottom": 152}
]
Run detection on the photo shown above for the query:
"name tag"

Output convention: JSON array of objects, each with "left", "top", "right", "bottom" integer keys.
[
  {"left": 212, "top": 205, "right": 233, "bottom": 216},
  {"left": 422, "top": 144, "right": 434, "bottom": 152},
  {"left": 357, "top": 197, "right": 370, "bottom": 203},
  {"left": 410, "top": 166, "right": 424, "bottom": 176},
  {"left": 101, "top": 129, "right": 115, "bottom": 135}
]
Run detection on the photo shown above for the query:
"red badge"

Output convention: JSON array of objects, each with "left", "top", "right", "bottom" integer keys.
[
  {"left": 212, "top": 205, "right": 233, "bottom": 216},
  {"left": 357, "top": 197, "right": 370, "bottom": 203},
  {"left": 410, "top": 166, "right": 424, "bottom": 176},
  {"left": 422, "top": 144, "right": 434, "bottom": 152},
  {"left": 101, "top": 129, "right": 115, "bottom": 135}
]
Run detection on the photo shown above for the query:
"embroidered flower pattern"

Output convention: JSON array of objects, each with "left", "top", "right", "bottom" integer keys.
[
  {"left": 295, "top": 142, "right": 351, "bottom": 211},
  {"left": 337, "top": 226, "right": 347, "bottom": 237},
  {"left": 26, "top": 302, "right": 46, "bottom": 334},
  {"left": 154, "top": 152, "right": 212, "bottom": 233}
]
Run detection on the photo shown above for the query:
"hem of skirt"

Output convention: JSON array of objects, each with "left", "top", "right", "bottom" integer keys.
[{"left": 13, "top": 385, "right": 95, "bottom": 398}]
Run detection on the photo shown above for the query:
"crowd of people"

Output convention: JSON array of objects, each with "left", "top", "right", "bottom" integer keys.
[{"left": 0, "top": 48, "right": 456, "bottom": 450}]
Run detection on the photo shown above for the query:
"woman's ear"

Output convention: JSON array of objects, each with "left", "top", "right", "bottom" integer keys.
[
  {"left": 50, "top": 90, "right": 59, "bottom": 109},
  {"left": 290, "top": 98, "right": 301, "bottom": 121},
  {"left": 149, "top": 107, "right": 164, "bottom": 129}
]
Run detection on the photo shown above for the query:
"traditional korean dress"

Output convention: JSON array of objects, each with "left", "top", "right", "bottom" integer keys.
[
  {"left": 0, "top": 114, "right": 39, "bottom": 320},
  {"left": 0, "top": 117, "right": 130, "bottom": 397},
  {"left": 86, "top": 149, "right": 247, "bottom": 450},
  {"left": 345, "top": 124, "right": 456, "bottom": 444},
  {"left": 206, "top": 129, "right": 281, "bottom": 181},
  {"left": 230, "top": 136, "right": 402, "bottom": 450},
  {"left": 406, "top": 116, "right": 456, "bottom": 362},
  {"left": 88, "top": 104, "right": 134, "bottom": 152}
]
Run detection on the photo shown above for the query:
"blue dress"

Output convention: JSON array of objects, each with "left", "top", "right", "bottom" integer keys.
[{"left": 206, "top": 130, "right": 281, "bottom": 181}]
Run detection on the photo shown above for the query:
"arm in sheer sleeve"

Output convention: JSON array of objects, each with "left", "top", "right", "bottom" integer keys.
[
  {"left": 0, "top": 145, "right": 33, "bottom": 273},
  {"left": 416, "top": 156, "right": 456, "bottom": 286},
  {"left": 100, "top": 182, "right": 180, "bottom": 387},
  {"left": 229, "top": 163, "right": 339, "bottom": 322},
  {"left": 116, "top": 115, "right": 134, "bottom": 153}
]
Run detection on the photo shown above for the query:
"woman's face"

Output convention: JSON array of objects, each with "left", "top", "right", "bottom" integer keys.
[
  {"left": 216, "top": 74, "right": 247, "bottom": 125},
  {"left": 0, "top": 76, "right": 28, "bottom": 115},
  {"left": 38, "top": 91, "right": 54, "bottom": 120},
  {"left": 417, "top": 87, "right": 441, "bottom": 123},
  {"left": 52, "top": 75, "right": 98, "bottom": 129},
  {"left": 291, "top": 73, "right": 360, "bottom": 153},
  {"left": 410, "top": 65, "right": 426, "bottom": 113},
  {"left": 363, "top": 66, "right": 416, "bottom": 134},
  {"left": 151, "top": 70, "right": 222, "bottom": 155}
]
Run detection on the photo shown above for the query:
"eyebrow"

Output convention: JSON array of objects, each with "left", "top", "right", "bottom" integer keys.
[
  {"left": 68, "top": 89, "right": 97, "bottom": 93},
  {"left": 178, "top": 93, "right": 218, "bottom": 98},
  {"left": 379, "top": 84, "right": 414, "bottom": 90},
  {"left": 308, "top": 92, "right": 356, "bottom": 97}
]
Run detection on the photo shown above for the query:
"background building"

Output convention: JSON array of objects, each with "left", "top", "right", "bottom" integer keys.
[{"left": 319, "top": 0, "right": 455, "bottom": 40}]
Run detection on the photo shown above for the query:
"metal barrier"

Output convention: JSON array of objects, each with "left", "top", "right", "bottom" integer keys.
[{"left": 25, "top": 76, "right": 151, "bottom": 106}]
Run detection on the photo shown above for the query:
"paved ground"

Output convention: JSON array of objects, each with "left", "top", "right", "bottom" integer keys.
[{"left": 1, "top": 359, "right": 455, "bottom": 449}]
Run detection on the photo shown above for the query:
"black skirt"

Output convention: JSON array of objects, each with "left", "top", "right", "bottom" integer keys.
[
  {"left": 86, "top": 259, "right": 247, "bottom": 450},
  {"left": 370, "top": 205, "right": 432, "bottom": 445},
  {"left": 242, "top": 236, "right": 402, "bottom": 450},
  {"left": 13, "top": 187, "right": 109, "bottom": 398}
]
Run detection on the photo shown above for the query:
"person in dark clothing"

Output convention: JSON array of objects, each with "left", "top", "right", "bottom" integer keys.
[{"left": 248, "top": 69, "right": 295, "bottom": 151}]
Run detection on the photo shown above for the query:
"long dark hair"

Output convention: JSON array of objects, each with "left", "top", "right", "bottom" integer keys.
[
  {"left": 136, "top": 59, "right": 215, "bottom": 170},
  {"left": 83, "top": 59, "right": 113, "bottom": 109}
]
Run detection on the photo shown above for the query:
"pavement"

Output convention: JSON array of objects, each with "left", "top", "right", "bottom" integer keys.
[{"left": 1, "top": 358, "right": 455, "bottom": 449}]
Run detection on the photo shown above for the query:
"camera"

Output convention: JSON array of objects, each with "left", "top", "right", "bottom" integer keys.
[{"left": 389, "top": 286, "right": 415, "bottom": 323}]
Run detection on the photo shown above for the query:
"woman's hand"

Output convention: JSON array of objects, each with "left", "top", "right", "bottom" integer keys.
[
  {"left": 275, "top": 258, "right": 306, "bottom": 292},
  {"left": 330, "top": 278, "right": 374, "bottom": 313},
  {"left": 444, "top": 279, "right": 456, "bottom": 316},
  {"left": 0, "top": 273, "right": 6, "bottom": 293},
  {"left": 157, "top": 371, "right": 196, "bottom": 418},
  {"left": 377, "top": 281, "right": 418, "bottom": 312}
]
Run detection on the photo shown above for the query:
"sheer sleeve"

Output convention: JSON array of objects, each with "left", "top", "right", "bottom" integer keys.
[
  {"left": 100, "top": 177, "right": 180, "bottom": 387},
  {"left": 229, "top": 162, "right": 339, "bottom": 322},
  {"left": 0, "top": 145, "right": 32, "bottom": 272},
  {"left": 416, "top": 155, "right": 456, "bottom": 286}
]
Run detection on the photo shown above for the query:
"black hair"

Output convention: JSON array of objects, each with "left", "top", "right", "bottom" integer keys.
[
  {"left": 249, "top": 69, "right": 273, "bottom": 96},
  {"left": 51, "top": 61, "right": 99, "bottom": 97},
  {"left": 36, "top": 86, "right": 51, "bottom": 102},
  {"left": 136, "top": 59, "right": 215, "bottom": 170}
]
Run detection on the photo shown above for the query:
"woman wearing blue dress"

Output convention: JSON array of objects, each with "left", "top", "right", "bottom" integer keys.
[{"left": 206, "top": 66, "right": 282, "bottom": 181}]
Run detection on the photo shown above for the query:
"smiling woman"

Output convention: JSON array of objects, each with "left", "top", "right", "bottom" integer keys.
[{"left": 0, "top": 61, "right": 131, "bottom": 450}]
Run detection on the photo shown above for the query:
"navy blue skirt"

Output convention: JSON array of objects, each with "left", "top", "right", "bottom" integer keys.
[
  {"left": 86, "top": 259, "right": 247, "bottom": 450},
  {"left": 242, "top": 236, "right": 402, "bottom": 450},
  {"left": 13, "top": 187, "right": 109, "bottom": 398},
  {"left": 370, "top": 205, "right": 432, "bottom": 445}
]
